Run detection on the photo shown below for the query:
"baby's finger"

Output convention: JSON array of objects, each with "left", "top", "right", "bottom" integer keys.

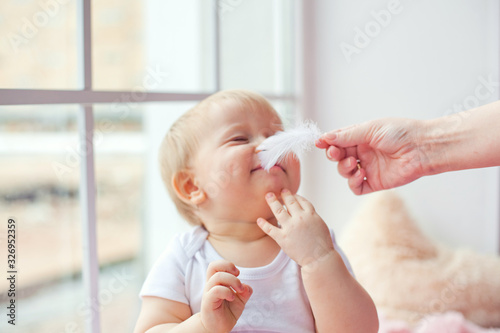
[
  {"left": 337, "top": 157, "right": 360, "bottom": 178},
  {"left": 265, "top": 192, "right": 290, "bottom": 220},
  {"left": 206, "top": 260, "right": 239, "bottom": 282},
  {"left": 280, "top": 189, "right": 302, "bottom": 215},
  {"left": 206, "top": 285, "right": 236, "bottom": 306},
  {"left": 235, "top": 284, "right": 253, "bottom": 305},
  {"left": 293, "top": 194, "right": 315, "bottom": 212},
  {"left": 256, "top": 218, "right": 281, "bottom": 242},
  {"left": 205, "top": 272, "right": 245, "bottom": 294}
]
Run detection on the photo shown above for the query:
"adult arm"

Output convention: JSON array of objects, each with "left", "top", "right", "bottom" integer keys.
[{"left": 316, "top": 100, "right": 500, "bottom": 195}]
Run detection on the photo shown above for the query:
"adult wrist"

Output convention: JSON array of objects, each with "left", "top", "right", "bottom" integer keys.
[{"left": 417, "top": 118, "right": 451, "bottom": 177}]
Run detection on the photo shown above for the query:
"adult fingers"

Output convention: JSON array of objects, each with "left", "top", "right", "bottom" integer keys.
[
  {"left": 325, "top": 145, "right": 346, "bottom": 162},
  {"left": 347, "top": 169, "right": 373, "bottom": 196},
  {"left": 337, "top": 156, "right": 360, "bottom": 178},
  {"left": 315, "top": 137, "right": 330, "bottom": 149},
  {"left": 320, "top": 123, "right": 370, "bottom": 147}
]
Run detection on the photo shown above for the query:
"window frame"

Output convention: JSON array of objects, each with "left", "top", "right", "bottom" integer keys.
[{"left": 0, "top": 1, "right": 298, "bottom": 332}]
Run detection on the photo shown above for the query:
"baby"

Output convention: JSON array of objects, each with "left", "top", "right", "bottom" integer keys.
[{"left": 134, "top": 90, "right": 378, "bottom": 333}]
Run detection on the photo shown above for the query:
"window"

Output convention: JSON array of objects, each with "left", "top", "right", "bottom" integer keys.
[{"left": 0, "top": 1, "right": 298, "bottom": 332}]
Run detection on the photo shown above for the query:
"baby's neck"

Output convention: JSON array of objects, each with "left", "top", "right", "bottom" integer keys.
[{"left": 206, "top": 222, "right": 281, "bottom": 268}]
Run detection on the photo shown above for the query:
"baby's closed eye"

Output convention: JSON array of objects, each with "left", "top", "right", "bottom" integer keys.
[{"left": 231, "top": 136, "right": 250, "bottom": 143}]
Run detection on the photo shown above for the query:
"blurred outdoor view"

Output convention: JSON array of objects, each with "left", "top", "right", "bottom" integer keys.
[
  {"left": 0, "top": 0, "right": 147, "bottom": 331},
  {"left": 0, "top": 0, "right": 294, "bottom": 331},
  {"left": 0, "top": 105, "right": 144, "bottom": 332}
]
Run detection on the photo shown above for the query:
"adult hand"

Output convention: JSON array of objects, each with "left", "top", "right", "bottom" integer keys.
[
  {"left": 200, "top": 260, "right": 253, "bottom": 333},
  {"left": 315, "top": 118, "right": 428, "bottom": 195}
]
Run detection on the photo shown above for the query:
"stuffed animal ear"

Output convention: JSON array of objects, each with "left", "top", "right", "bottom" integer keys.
[{"left": 172, "top": 170, "right": 206, "bottom": 206}]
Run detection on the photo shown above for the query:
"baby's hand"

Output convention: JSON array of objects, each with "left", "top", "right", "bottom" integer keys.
[
  {"left": 257, "top": 189, "right": 335, "bottom": 268},
  {"left": 200, "top": 260, "right": 253, "bottom": 333}
]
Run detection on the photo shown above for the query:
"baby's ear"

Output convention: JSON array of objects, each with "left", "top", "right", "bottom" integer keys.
[{"left": 172, "top": 170, "right": 207, "bottom": 205}]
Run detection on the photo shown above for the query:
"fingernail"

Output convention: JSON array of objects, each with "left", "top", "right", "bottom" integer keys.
[
  {"left": 345, "top": 158, "right": 352, "bottom": 168},
  {"left": 326, "top": 147, "right": 333, "bottom": 159},
  {"left": 324, "top": 132, "right": 337, "bottom": 140},
  {"left": 266, "top": 192, "right": 274, "bottom": 199},
  {"left": 355, "top": 169, "right": 361, "bottom": 177},
  {"left": 281, "top": 188, "right": 289, "bottom": 194}
]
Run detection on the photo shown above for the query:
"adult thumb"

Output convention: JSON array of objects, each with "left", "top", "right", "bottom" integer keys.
[{"left": 321, "top": 123, "right": 370, "bottom": 148}]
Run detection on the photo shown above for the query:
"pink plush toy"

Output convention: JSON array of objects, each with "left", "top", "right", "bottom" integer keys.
[
  {"left": 340, "top": 191, "right": 500, "bottom": 330},
  {"left": 379, "top": 312, "right": 500, "bottom": 333}
]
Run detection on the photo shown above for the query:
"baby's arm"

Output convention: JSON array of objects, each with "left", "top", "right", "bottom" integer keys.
[
  {"left": 134, "top": 297, "right": 204, "bottom": 332},
  {"left": 301, "top": 250, "right": 378, "bottom": 332},
  {"left": 134, "top": 261, "right": 253, "bottom": 333},
  {"left": 257, "top": 190, "right": 378, "bottom": 333}
]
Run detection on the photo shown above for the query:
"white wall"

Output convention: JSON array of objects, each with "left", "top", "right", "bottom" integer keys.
[{"left": 300, "top": 0, "right": 500, "bottom": 253}]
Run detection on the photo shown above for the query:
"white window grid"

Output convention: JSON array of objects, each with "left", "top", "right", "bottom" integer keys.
[{"left": 0, "top": 1, "right": 298, "bottom": 332}]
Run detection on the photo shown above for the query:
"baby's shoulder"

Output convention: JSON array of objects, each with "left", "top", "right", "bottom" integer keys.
[{"left": 171, "top": 226, "right": 209, "bottom": 259}]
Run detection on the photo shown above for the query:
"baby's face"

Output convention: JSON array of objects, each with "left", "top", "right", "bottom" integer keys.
[{"left": 191, "top": 102, "right": 301, "bottom": 223}]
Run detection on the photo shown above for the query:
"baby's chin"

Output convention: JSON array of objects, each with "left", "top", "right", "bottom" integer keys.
[
  {"left": 259, "top": 177, "right": 300, "bottom": 194},
  {"left": 265, "top": 185, "right": 300, "bottom": 198}
]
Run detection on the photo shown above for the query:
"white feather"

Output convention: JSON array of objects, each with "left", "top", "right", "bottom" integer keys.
[{"left": 257, "top": 120, "right": 322, "bottom": 171}]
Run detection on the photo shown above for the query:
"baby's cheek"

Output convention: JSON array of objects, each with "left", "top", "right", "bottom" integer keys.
[
  {"left": 287, "top": 156, "right": 301, "bottom": 192},
  {"left": 225, "top": 159, "right": 245, "bottom": 176}
]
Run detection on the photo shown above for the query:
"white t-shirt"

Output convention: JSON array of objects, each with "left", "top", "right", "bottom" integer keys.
[{"left": 140, "top": 226, "right": 353, "bottom": 333}]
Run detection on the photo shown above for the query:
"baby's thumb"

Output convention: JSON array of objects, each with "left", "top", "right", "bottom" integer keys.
[
  {"left": 239, "top": 284, "right": 253, "bottom": 304},
  {"left": 321, "top": 123, "right": 369, "bottom": 148}
]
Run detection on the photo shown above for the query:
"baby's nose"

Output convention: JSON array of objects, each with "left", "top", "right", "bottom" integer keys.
[{"left": 254, "top": 136, "right": 269, "bottom": 154}]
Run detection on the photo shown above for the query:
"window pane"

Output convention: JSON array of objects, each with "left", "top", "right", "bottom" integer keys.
[
  {"left": 220, "top": 0, "right": 294, "bottom": 94},
  {"left": 92, "top": 0, "right": 215, "bottom": 92},
  {"left": 0, "top": 105, "right": 85, "bottom": 332},
  {"left": 92, "top": 104, "right": 146, "bottom": 332},
  {"left": 0, "top": 1, "right": 79, "bottom": 89},
  {"left": 91, "top": 0, "right": 145, "bottom": 91}
]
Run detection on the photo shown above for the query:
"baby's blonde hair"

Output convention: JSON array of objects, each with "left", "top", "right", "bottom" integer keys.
[{"left": 159, "top": 89, "right": 281, "bottom": 226}]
